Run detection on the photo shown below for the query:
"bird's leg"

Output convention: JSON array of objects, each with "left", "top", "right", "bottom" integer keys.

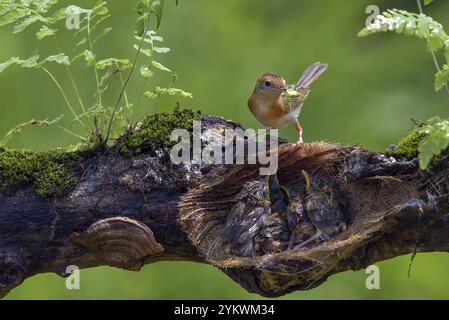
[
  {"left": 252, "top": 127, "right": 273, "bottom": 141},
  {"left": 294, "top": 119, "right": 303, "bottom": 144},
  {"left": 287, "top": 231, "right": 297, "bottom": 250},
  {"left": 291, "top": 229, "right": 323, "bottom": 251}
]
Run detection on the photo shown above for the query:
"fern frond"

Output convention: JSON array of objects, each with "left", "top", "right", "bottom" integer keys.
[{"left": 359, "top": 9, "right": 448, "bottom": 52}]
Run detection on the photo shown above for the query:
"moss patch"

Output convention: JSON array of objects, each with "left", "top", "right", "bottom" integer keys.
[
  {"left": 386, "top": 126, "right": 426, "bottom": 159},
  {"left": 0, "top": 148, "right": 81, "bottom": 198},
  {"left": 117, "top": 109, "right": 202, "bottom": 157}
]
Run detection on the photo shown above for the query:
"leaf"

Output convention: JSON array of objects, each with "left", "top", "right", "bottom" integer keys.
[
  {"left": 151, "top": 0, "right": 165, "bottom": 28},
  {"left": 20, "top": 54, "right": 40, "bottom": 68},
  {"left": 76, "top": 38, "right": 87, "bottom": 47},
  {"left": 153, "top": 46, "right": 170, "bottom": 53},
  {"left": 95, "top": 58, "right": 130, "bottom": 71},
  {"left": 0, "top": 8, "right": 29, "bottom": 27},
  {"left": 144, "top": 91, "right": 157, "bottom": 99},
  {"left": 13, "top": 15, "right": 44, "bottom": 33},
  {"left": 0, "top": 57, "right": 18, "bottom": 73},
  {"left": 36, "top": 25, "right": 56, "bottom": 40},
  {"left": 435, "top": 65, "right": 449, "bottom": 91},
  {"left": 417, "top": 117, "right": 449, "bottom": 169},
  {"left": 159, "top": 87, "right": 193, "bottom": 98},
  {"left": 424, "top": 0, "right": 433, "bottom": 5},
  {"left": 135, "top": 0, "right": 151, "bottom": 36},
  {"left": 140, "top": 66, "right": 153, "bottom": 78},
  {"left": 93, "top": 27, "right": 112, "bottom": 44},
  {"left": 34, "top": 0, "right": 59, "bottom": 13},
  {"left": 133, "top": 44, "right": 153, "bottom": 58},
  {"left": 286, "top": 90, "right": 300, "bottom": 98},
  {"left": 152, "top": 60, "right": 171, "bottom": 72},
  {"left": 146, "top": 86, "right": 193, "bottom": 98},
  {"left": 83, "top": 50, "right": 95, "bottom": 66},
  {"left": 41, "top": 54, "right": 71, "bottom": 66}
]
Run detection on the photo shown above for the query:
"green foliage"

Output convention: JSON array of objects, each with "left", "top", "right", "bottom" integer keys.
[
  {"left": 0, "top": 0, "right": 59, "bottom": 38},
  {"left": 131, "top": 28, "right": 192, "bottom": 115},
  {"left": 117, "top": 108, "right": 201, "bottom": 157},
  {"left": 418, "top": 117, "right": 449, "bottom": 168},
  {"left": 358, "top": 9, "right": 449, "bottom": 91},
  {"left": 0, "top": 147, "right": 81, "bottom": 197},
  {"left": 360, "top": 3, "right": 449, "bottom": 169},
  {"left": 0, "top": 0, "right": 191, "bottom": 148},
  {"left": 0, "top": 53, "right": 70, "bottom": 73},
  {"left": 388, "top": 118, "right": 449, "bottom": 169},
  {"left": 386, "top": 126, "right": 425, "bottom": 159}
]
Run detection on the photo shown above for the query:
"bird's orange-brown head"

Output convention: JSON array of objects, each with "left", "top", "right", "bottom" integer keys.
[{"left": 252, "top": 73, "right": 286, "bottom": 96}]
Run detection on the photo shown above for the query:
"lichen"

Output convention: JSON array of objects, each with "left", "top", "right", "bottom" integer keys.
[
  {"left": 386, "top": 126, "right": 426, "bottom": 159},
  {"left": 117, "top": 108, "right": 202, "bottom": 157},
  {"left": 0, "top": 147, "right": 81, "bottom": 198}
]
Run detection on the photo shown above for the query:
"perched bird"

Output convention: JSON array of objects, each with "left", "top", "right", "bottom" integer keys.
[
  {"left": 248, "top": 62, "right": 328, "bottom": 144},
  {"left": 223, "top": 180, "right": 289, "bottom": 257}
]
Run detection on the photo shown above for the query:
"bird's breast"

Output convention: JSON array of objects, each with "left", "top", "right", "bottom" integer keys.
[{"left": 248, "top": 94, "right": 290, "bottom": 128}]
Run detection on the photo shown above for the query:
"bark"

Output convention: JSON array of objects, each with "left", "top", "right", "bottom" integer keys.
[{"left": 0, "top": 114, "right": 448, "bottom": 298}]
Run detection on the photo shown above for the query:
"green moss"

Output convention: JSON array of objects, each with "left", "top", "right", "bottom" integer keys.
[
  {"left": 0, "top": 148, "right": 80, "bottom": 198},
  {"left": 386, "top": 126, "right": 426, "bottom": 159},
  {"left": 117, "top": 109, "right": 202, "bottom": 157}
]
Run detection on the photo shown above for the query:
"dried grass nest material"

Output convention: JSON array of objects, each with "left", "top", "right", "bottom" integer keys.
[{"left": 179, "top": 142, "right": 419, "bottom": 296}]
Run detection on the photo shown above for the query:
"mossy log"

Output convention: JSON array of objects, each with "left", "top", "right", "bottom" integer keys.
[{"left": 0, "top": 110, "right": 448, "bottom": 298}]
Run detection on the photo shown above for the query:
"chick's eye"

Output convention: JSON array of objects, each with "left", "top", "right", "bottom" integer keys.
[{"left": 264, "top": 80, "right": 272, "bottom": 87}]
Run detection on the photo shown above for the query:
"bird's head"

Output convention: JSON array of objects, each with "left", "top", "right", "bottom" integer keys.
[
  {"left": 252, "top": 73, "right": 286, "bottom": 97},
  {"left": 240, "top": 180, "right": 270, "bottom": 205}
]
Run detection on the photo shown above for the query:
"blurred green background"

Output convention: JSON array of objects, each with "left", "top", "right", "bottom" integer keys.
[{"left": 2, "top": 0, "right": 449, "bottom": 299}]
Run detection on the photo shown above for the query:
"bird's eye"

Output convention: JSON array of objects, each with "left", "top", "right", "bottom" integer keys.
[{"left": 264, "top": 80, "right": 272, "bottom": 87}]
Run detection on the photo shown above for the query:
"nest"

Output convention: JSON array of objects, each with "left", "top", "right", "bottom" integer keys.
[{"left": 179, "top": 142, "right": 419, "bottom": 297}]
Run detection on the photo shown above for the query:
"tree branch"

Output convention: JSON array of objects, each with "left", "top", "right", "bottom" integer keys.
[{"left": 0, "top": 113, "right": 447, "bottom": 298}]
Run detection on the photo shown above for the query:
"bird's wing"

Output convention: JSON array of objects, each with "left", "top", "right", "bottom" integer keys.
[
  {"left": 282, "top": 86, "right": 309, "bottom": 114},
  {"left": 223, "top": 204, "right": 270, "bottom": 245},
  {"left": 236, "top": 206, "right": 270, "bottom": 244}
]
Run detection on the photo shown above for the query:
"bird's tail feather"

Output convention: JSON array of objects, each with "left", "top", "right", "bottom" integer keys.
[{"left": 295, "top": 62, "right": 328, "bottom": 89}]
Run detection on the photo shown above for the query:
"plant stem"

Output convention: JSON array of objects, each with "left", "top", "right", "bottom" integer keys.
[
  {"left": 87, "top": 13, "right": 103, "bottom": 108},
  {"left": 16, "top": 3, "right": 88, "bottom": 123},
  {"left": 132, "top": 76, "right": 149, "bottom": 128},
  {"left": 41, "top": 67, "right": 87, "bottom": 130},
  {"left": 105, "top": 15, "right": 152, "bottom": 143},
  {"left": 52, "top": 124, "right": 88, "bottom": 141},
  {"left": 119, "top": 73, "right": 130, "bottom": 108},
  {"left": 52, "top": 36, "right": 89, "bottom": 118},
  {"left": 416, "top": 0, "right": 449, "bottom": 100},
  {"left": 2, "top": 119, "right": 87, "bottom": 145}
]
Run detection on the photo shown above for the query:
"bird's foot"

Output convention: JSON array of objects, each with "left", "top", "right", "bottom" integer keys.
[{"left": 293, "top": 137, "right": 304, "bottom": 147}]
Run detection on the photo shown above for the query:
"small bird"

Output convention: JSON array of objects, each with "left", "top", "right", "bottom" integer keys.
[
  {"left": 285, "top": 196, "right": 316, "bottom": 250},
  {"left": 248, "top": 62, "right": 328, "bottom": 144},
  {"left": 293, "top": 187, "right": 346, "bottom": 250},
  {"left": 223, "top": 180, "right": 289, "bottom": 257}
]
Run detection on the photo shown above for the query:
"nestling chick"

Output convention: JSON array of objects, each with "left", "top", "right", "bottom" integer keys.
[
  {"left": 248, "top": 62, "right": 328, "bottom": 144},
  {"left": 294, "top": 187, "right": 346, "bottom": 250},
  {"left": 285, "top": 196, "right": 316, "bottom": 250},
  {"left": 223, "top": 180, "right": 288, "bottom": 257}
]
